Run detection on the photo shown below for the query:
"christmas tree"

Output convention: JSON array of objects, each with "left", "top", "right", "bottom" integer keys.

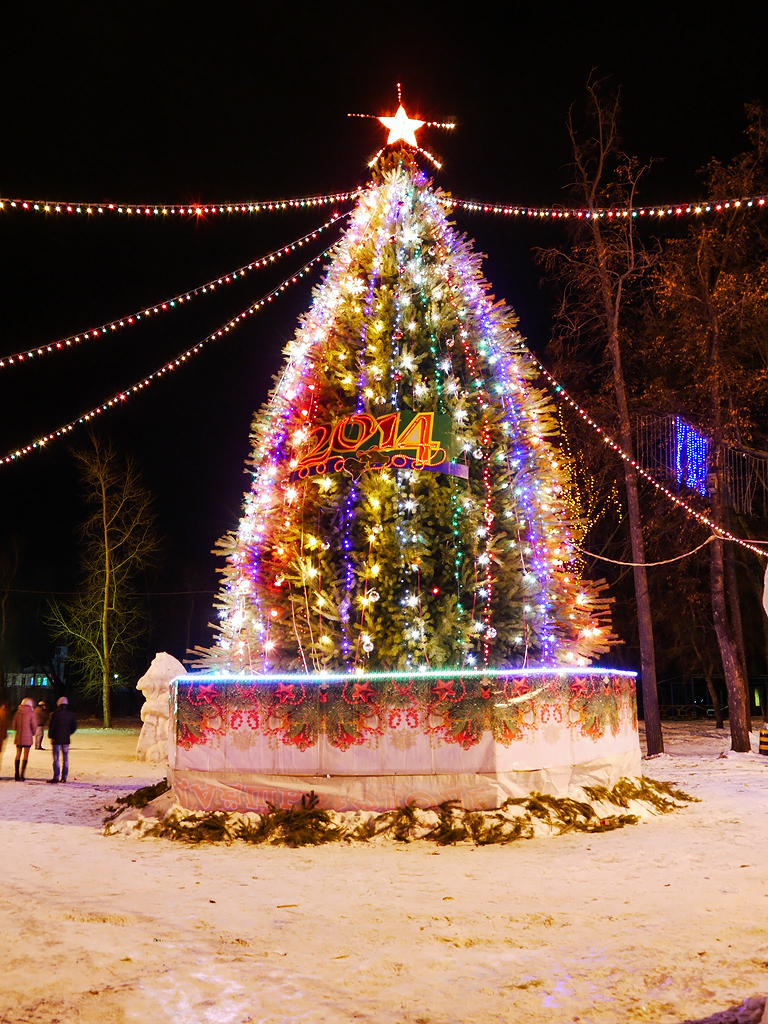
[{"left": 202, "top": 148, "right": 614, "bottom": 674}]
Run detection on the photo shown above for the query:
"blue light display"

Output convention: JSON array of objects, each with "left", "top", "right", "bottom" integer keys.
[{"left": 675, "top": 417, "right": 709, "bottom": 496}]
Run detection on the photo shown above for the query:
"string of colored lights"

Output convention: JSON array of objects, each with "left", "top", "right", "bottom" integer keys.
[
  {"left": 0, "top": 189, "right": 361, "bottom": 218},
  {"left": 209, "top": 161, "right": 615, "bottom": 675},
  {"left": 0, "top": 212, "right": 348, "bottom": 369},
  {"left": 0, "top": 246, "right": 335, "bottom": 466},
  {"left": 5, "top": 185, "right": 765, "bottom": 224},
  {"left": 533, "top": 360, "right": 768, "bottom": 559},
  {"left": 447, "top": 195, "right": 768, "bottom": 221}
]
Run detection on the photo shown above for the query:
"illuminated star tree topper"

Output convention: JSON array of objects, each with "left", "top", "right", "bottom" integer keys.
[
  {"left": 349, "top": 83, "right": 455, "bottom": 168},
  {"left": 378, "top": 105, "right": 425, "bottom": 148}
]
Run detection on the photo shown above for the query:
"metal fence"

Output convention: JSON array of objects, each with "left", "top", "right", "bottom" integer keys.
[{"left": 635, "top": 414, "right": 768, "bottom": 518}]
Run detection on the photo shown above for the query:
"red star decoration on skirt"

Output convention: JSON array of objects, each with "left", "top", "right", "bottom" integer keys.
[
  {"left": 275, "top": 682, "right": 296, "bottom": 703},
  {"left": 431, "top": 679, "right": 455, "bottom": 699},
  {"left": 352, "top": 680, "right": 376, "bottom": 702}
]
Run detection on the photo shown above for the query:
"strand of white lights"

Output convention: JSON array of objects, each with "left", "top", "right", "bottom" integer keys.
[
  {"left": 0, "top": 212, "right": 348, "bottom": 369},
  {"left": 0, "top": 189, "right": 362, "bottom": 218},
  {"left": 365, "top": 143, "right": 447, "bottom": 169},
  {"left": 415, "top": 147, "right": 443, "bottom": 169},
  {"left": 533, "top": 360, "right": 768, "bottom": 559},
  {"left": 348, "top": 114, "right": 456, "bottom": 131},
  {"left": 447, "top": 194, "right": 768, "bottom": 221},
  {"left": 0, "top": 247, "right": 335, "bottom": 466}
]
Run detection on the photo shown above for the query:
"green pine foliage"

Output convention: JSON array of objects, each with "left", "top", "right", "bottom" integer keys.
[
  {"left": 116, "top": 777, "right": 695, "bottom": 846},
  {"left": 201, "top": 152, "right": 614, "bottom": 673}
]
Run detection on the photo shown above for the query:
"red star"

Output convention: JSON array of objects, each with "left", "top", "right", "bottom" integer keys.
[
  {"left": 451, "top": 725, "right": 477, "bottom": 749},
  {"left": 352, "top": 680, "right": 376, "bottom": 702},
  {"left": 431, "top": 679, "right": 455, "bottom": 699},
  {"left": 509, "top": 679, "right": 531, "bottom": 698},
  {"left": 570, "top": 677, "right": 594, "bottom": 698},
  {"left": 275, "top": 682, "right": 296, "bottom": 704},
  {"left": 194, "top": 683, "right": 218, "bottom": 704}
]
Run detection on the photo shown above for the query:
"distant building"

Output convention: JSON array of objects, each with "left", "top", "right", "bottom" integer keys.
[{"left": 5, "top": 668, "right": 51, "bottom": 689}]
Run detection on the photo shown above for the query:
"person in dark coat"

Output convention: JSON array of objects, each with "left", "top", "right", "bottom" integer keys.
[
  {"left": 34, "top": 701, "right": 49, "bottom": 750},
  {"left": 47, "top": 696, "right": 77, "bottom": 784},
  {"left": 11, "top": 698, "right": 37, "bottom": 781}
]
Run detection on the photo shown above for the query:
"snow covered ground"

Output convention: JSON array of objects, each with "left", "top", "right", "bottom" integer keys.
[{"left": 0, "top": 720, "right": 766, "bottom": 1024}]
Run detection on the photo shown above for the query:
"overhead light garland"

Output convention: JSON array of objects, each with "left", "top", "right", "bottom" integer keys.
[
  {"left": 447, "top": 195, "right": 768, "bottom": 221},
  {"left": 5, "top": 186, "right": 765, "bottom": 225},
  {"left": 0, "top": 246, "right": 335, "bottom": 465},
  {"left": 0, "top": 189, "right": 361, "bottom": 218},
  {"left": 533, "top": 359, "right": 768, "bottom": 559},
  {"left": 0, "top": 212, "right": 348, "bottom": 369}
]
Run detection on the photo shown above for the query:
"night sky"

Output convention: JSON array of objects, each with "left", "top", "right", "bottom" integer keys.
[{"left": 2, "top": 2, "right": 767, "bottom": 673}]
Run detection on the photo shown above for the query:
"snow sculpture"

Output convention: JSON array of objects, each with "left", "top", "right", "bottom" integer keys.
[{"left": 136, "top": 652, "right": 186, "bottom": 762}]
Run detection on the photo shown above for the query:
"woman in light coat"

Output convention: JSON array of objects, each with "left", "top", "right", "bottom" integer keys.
[{"left": 11, "top": 698, "right": 37, "bottom": 781}]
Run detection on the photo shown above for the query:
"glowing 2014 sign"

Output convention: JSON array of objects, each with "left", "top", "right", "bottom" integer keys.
[{"left": 289, "top": 411, "right": 468, "bottom": 481}]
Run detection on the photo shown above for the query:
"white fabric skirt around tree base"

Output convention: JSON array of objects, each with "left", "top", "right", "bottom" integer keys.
[
  {"left": 169, "top": 749, "right": 640, "bottom": 813},
  {"left": 168, "top": 668, "right": 641, "bottom": 812}
]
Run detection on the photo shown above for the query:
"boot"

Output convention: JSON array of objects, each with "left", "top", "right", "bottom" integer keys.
[
  {"left": 20, "top": 761, "right": 27, "bottom": 781},
  {"left": 14, "top": 760, "right": 20, "bottom": 781}
]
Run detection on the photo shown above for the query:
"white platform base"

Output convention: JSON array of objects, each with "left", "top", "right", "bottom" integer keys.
[{"left": 170, "top": 747, "right": 642, "bottom": 813}]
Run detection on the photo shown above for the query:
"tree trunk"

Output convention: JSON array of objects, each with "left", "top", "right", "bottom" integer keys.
[
  {"left": 703, "top": 669, "right": 724, "bottom": 729},
  {"left": 591, "top": 223, "right": 663, "bottom": 754},
  {"left": 706, "top": 294, "right": 750, "bottom": 751},
  {"left": 101, "top": 476, "right": 112, "bottom": 729},
  {"left": 709, "top": 533, "right": 751, "bottom": 748},
  {"left": 602, "top": 317, "right": 662, "bottom": 747},
  {"left": 621, "top": 460, "right": 663, "bottom": 753},
  {"left": 691, "top": 631, "right": 724, "bottom": 729},
  {"left": 708, "top": 451, "right": 751, "bottom": 749},
  {"left": 737, "top": 528, "right": 768, "bottom": 723},
  {"left": 722, "top": 517, "right": 751, "bottom": 729},
  {"left": 708, "top": 463, "right": 751, "bottom": 750}
]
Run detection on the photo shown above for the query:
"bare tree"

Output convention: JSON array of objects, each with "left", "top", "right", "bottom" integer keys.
[
  {"left": 540, "top": 80, "right": 664, "bottom": 753},
  {"left": 646, "top": 106, "right": 768, "bottom": 750},
  {"left": 652, "top": 235, "right": 763, "bottom": 751},
  {"left": 47, "top": 434, "right": 160, "bottom": 727}
]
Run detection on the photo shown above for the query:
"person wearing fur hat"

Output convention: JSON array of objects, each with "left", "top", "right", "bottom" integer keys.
[
  {"left": 11, "top": 697, "right": 37, "bottom": 781},
  {"left": 47, "top": 696, "right": 77, "bottom": 784}
]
